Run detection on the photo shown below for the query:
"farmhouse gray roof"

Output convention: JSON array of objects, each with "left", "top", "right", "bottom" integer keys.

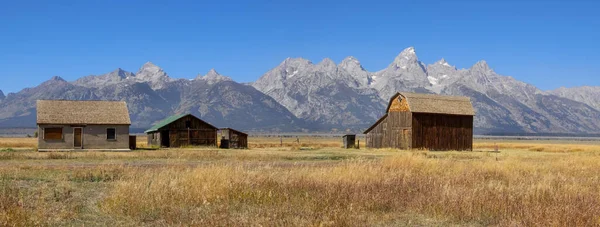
[{"left": 36, "top": 100, "right": 131, "bottom": 125}]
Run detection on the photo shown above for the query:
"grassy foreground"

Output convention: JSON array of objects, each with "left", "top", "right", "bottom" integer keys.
[{"left": 1, "top": 137, "right": 600, "bottom": 226}]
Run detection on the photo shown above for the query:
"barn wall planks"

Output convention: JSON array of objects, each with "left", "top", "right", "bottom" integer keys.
[
  {"left": 220, "top": 128, "right": 248, "bottom": 149},
  {"left": 366, "top": 112, "right": 412, "bottom": 149},
  {"left": 147, "top": 132, "right": 160, "bottom": 147},
  {"left": 366, "top": 116, "right": 383, "bottom": 149},
  {"left": 153, "top": 115, "right": 217, "bottom": 147},
  {"left": 412, "top": 113, "right": 473, "bottom": 151}
]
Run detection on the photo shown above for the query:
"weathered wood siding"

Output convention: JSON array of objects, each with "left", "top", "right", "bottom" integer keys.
[
  {"left": 366, "top": 112, "right": 412, "bottom": 149},
  {"left": 412, "top": 113, "right": 473, "bottom": 151},
  {"left": 221, "top": 129, "right": 248, "bottom": 149},
  {"left": 230, "top": 130, "right": 248, "bottom": 149},
  {"left": 158, "top": 115, "right": 217, "bottom": 147},
  {"left": 366, "top": 116, "right": 385, "bottom": 149},
  {"left": 343, "top": 135, "right": 356, "bottom": 149},
  {"left": 147, "top": 132, "right": 161, "bottom": 147}
]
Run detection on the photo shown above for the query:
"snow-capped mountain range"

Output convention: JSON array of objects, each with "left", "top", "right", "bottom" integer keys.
[{"left": 1, "top": 47, "right": 599, "bottom": 134}]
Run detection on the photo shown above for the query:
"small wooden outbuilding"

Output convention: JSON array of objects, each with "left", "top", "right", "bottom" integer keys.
[
  {"left": 146, "top": 114, "right": 217, "bottom": 148},
  {"left": 342, "top": 134, "right": 356, "bottom": 149},
  {"left": 364, "top": 92, "right": 474, "bottom": 151},
  {"left": 219, "top": 128, "right": 248, "bottom": 149},
  {"left": 36, "top": 100, "right": 132, "bottom": 151}
]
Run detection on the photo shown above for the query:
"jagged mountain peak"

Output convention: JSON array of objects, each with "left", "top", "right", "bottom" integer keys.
[
  {"left": 280, "top": 57, "right": 312, "bottom": 67},
  {"left": 138, "top": 61, "right": 164, "bottom": 74},
  {"left": 398, "top": 46, "right": 417, "bottom": 58},
  {"left": 391, "top": 46, "right": 420, "bottom": 68},
  {"left": 435, "top": 58, "right": 453, "bottom": 67},
  {"left": 471, "top": 60, "right": 491, "bottom": 72},
  {"left": 340, "top": 56, "right": 368, "bottom": 82},
  {"left": 39, "top": 76, "right": 69, "bottom": 87},
  {"left": 197, "top": 68, "right": 233, "bottom": 84},
  {"left": 142, "top": 61, "right": 159, "bottom": 68},
  {"left": 207, "top": 68, "right": 220, "bottom": 77},
  {"left": 132, "top": 62, "right": 174, "bottom": 89},
  {"left": 0, "top": 90, "right": 5, "bottom": 100},
  {"left": 110, "top": 68, "right": 131, "bottom": 78},
  {"left": 339, "top": 56, "right": 362, "bottom": 68},
  {"left": 137, "top": 62, "right": 169, "bottom": 79},
  {"left": 317, "top": 58, "right": 336, "bottom": 68},
  {"left": 401, "top": 46, "right": 416, "bottom": 54},
  {"left": 50, "top": 76, "right": 66, "bottom": 82}
]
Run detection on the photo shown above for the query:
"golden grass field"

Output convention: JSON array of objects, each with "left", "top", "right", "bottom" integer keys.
[{"left": 1, "top": 136, "right": 600, "bottom": 226}]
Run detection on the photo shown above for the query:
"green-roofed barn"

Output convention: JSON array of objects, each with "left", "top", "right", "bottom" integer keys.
[{"left": 146, "top": 114, "right": 218, "bottom": 148}]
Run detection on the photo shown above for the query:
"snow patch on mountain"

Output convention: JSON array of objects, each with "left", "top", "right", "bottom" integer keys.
[{"left": 427, "top": 76, "right": 439, "bottom": 85}]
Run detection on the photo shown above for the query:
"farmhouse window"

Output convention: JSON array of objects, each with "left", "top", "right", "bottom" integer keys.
[
  {"left": 44, "top": 128, "right": 63, "bottom": 140},
  {"left": 107, "top": 128, "right": 116, "bottom": 140}
]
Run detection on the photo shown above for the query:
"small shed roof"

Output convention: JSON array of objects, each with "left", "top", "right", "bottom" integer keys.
[
  {"left": 36, "top": 100, "right": 131, "bottom": 125},
  {"left": 220, "top": 128, "right": 248, "bottom": 136},
  {"left": 386, "top": 92, "right": 475, "bottom": 116},
  {"left": 145, "top": 113, "right": 217, "bottom": 133}
]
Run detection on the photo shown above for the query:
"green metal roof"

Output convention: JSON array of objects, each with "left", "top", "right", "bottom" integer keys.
[{"left": 144, "top": 113, "right": 188, "bottom": 133}]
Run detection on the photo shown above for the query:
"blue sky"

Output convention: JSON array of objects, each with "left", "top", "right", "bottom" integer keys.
[{"left": 0, "top": 0, "right": 598, "bottom": 93}]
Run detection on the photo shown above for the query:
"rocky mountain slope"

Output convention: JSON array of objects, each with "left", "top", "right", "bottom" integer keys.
[
  {"left": 1, "top": 48, "right": 599, "bottom": 134},
  {"left": 549, "top": 86, "right": 600, "bottom": 111},
  {"left": 252, "top": 57, "right": 384, "bottom": 129},
  {"left": 0, "top": 63, "right": 302, "bottom": 132}
]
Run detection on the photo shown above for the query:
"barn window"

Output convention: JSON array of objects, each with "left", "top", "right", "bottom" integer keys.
[
  {"left": 185, "top": 120, "right": 192, "bottom": 128},
  {"left": 44, "top": 128, "right": 63, "bottom": 140},
  {"left": 107, "top": 128, "right": 116, "bottom": 140}
]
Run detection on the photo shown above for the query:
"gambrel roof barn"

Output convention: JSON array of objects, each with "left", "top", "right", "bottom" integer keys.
[{"left": 364, "top": 92, "right": 474, "bottom": 151}]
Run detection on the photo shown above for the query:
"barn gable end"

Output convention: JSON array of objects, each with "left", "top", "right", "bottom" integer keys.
[{"left": 388, "top": 95, "right": 410, "bottom": 112}]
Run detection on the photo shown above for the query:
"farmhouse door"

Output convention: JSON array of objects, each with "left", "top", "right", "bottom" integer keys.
[{"left": 74, "top": 128, "right": 83, "bottom": 148}]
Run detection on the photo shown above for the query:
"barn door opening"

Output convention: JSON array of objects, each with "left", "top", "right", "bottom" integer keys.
[
  {"left": 160, "top": 130, "right": 170, "bottom": 147},
  {"left": 73, "top": 128, "right": 83, "bottom": 149}
]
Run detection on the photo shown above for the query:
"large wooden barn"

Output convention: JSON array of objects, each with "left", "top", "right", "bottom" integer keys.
[
  {"left": 36, "top": 100, "right": 132, "bottom": 151},
  {"left": 146, "top": 114, "right": 218, "bottom": 148},
  {"left": 364, "top": 92, "right": 474, "bottom": 151}
]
